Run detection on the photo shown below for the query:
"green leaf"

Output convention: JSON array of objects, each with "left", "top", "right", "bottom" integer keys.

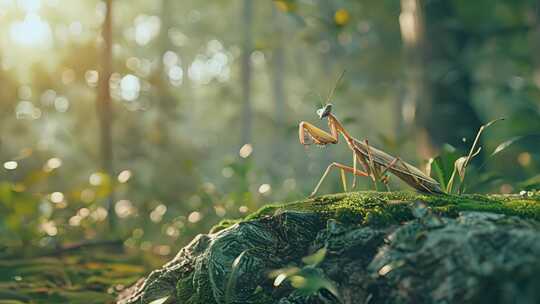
[
  {"left": 483, "top": 117, "right": 505, "bottom": 129},
  {"left": 456, "top": 147, "right": 481, "bottom": 180},
  {"left": 149, "top": 297, "right": 169, "bottom": 304},
  {"left": 301, "top": 247, "right": 327, "bottom": 265},
  {"left": 490, "top": 136, "right": 523, "bottom": 158},
  {"left": 225, "top": 249, "right": 255, "bottom": 303},
  {"left": 292, "top": 268, "right": 340, "bottom": 300},
  {"left": 456, "top": 117, "right": 504, "bottom": 194},
  {"left": 428, "top": 144, "right": 459, "bottom": 191},
  {"left": 269, "top": 266, "right": 301, "bottom": 279}
]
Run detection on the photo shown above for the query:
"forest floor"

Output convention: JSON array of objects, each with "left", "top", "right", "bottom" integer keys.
[
  {"left": 0, "top": 248, "right": 162, "bottom": 304},
  {"left": 3, "top": 191, "right": 540, "bottom": 304}
]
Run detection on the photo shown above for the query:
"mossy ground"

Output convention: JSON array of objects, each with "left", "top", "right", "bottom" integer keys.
[
  {"left": 122, "top": 191, "right": 540, "bottom": 304},
  {"left": 213, "top": 191, "right": 540, "bottom": 232}
]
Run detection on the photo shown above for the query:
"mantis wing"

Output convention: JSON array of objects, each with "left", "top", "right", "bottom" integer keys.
[{"left": 353, "top": 140, "right": 443, "bottom": 193}]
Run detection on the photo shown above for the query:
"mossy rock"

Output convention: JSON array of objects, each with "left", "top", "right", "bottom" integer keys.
[{"left": 117, "top": 191, "right": 540, "bottom": 304}]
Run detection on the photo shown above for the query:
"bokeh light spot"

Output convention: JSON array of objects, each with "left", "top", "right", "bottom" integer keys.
[
  {"left": 120, "top": 74, "right": 141, "bottom": 101},
  {"left": 150, "top": 204, "right": 167, "bottom": 223},
  {"left": 239, "top": 144, "right": 253, "bottom": 158},
  {"left": 221, "top": 167, "right": 233, "bottom": 178},
  {"left": 45, "top": 157, "right": 62, "bottom": 170},
  {"left": 41, "top": 221, "right": 58, "bottom": 236},
  {"left": 334, "top": 9, "right": 350, "bottom": 26},
  {"left": 50, "top": 191, "right": 64, "bottom": 203},
  {"left": 517, "top": 152, "right": 531, "bottom": 167},
  {"left": 117, "top": 170, "right": 132, "bottom": 183},
  {"left": 3, "top": 161, "right": 18, "bottom": 170},
  {"left": 239, "top": 206, "right": 248, "bottom": 213},
  {"left": 54, "top": 96, "right": 69, "bottom": 112},
  {"left": 115, "top": 200, "right": 135, "bottom": 218},
  {"left": 258, "top": 183, "right": 271, "bottom": 195},
  {"left": 188, "top": 211, "right": 201, "bottom": 223}
]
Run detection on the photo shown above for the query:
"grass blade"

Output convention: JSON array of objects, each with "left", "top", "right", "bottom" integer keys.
[{"left": 457, "top": 118, "right": 504, "bottom": 194}]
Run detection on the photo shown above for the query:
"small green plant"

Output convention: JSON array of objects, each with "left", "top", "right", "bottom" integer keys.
[
  {"left": 268, "top": 247, "right": 340, "bottom": 301},
  {"left": 428, "top": 118, "right": 504, "bottom": 194}
]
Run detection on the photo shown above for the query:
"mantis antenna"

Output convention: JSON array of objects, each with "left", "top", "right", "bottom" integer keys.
[
  {"left": 325, "top": 69, "right": 346, "bottom": 103},
  {"left": 316, "top": 92, "right": 325, "bottom": 108}
]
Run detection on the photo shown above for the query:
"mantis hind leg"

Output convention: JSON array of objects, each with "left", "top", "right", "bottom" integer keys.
[
  {"left": 310, "top": 162, "right": 369, "bottom": 198},
  {"left": 352, "top": 153, "right": 357, "bottom": 189},
  {"left": 363, "top": 139, "right": 382, "bottom": 191},
  {"left": 379, "top": 157, "right": 400, "bottom": 192}
]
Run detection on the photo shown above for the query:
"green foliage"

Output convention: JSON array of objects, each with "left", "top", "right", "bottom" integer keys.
[
  {"left": 0, "top": 182, "right": 41, "bottom": 254},
  {"left": 270, "top": 246, "right": 338, "bottom": 300},
  {"left": 273, "top": 246, "right": 340, "bottom": 300},
  {"left": 301, "top": 247, "right": 327, "bottom": 266},
  {"left": 428, "top": 119, "right": 506, "bottom": 194},
  {"left": 428, "top": 144, "right": 460, "bottom": 191}
]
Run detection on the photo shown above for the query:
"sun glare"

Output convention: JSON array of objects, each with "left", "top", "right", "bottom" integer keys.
[
  {"left": 4, "top": 0, "right": 54, "bottom": 48},
  {"left": 9, "top": 13, "right": 52, "bottom": 47}
]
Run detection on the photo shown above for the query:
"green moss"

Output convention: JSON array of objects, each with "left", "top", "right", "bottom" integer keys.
[
  {"left": 210, "top": 219, "right": 241, "bottom": 233},
  {"left": 236, "top": 191, "right": 540, "bottom": 228}
]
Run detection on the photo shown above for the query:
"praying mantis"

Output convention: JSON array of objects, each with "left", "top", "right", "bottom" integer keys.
[
  {"left": 298, "top": 75, "right": 443, "bottom": 197},
  {"left": 299, "top": 104, "right": 443, "bottom": 197}
]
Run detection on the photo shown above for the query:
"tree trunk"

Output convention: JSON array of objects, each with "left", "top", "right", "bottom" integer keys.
[
  {"left": 271, "top": 4, "right": 286, "bottom": 154},
  {"left": 399, "top": 0, "right": 431, "bottom": 157},
  {"left": 240, "top": 0, "right": 253, "bottom": 146},
  {"left": 418, "top": 0, "right": 482, "bottom": 153},
  {"left": 96, "top": 0, "right": 115, "bottom": 230}
]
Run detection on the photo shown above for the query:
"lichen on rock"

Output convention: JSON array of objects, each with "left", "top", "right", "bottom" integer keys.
[{"left": 117, "top": 191, "right": 540, "bottom": 304}]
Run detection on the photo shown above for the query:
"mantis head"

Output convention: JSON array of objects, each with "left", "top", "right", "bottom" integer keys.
[{"left": 316, "top": 104, "right": 333, "bottom": 119}]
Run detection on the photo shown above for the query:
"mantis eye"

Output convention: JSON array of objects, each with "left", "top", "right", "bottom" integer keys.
[{"left": 316, "top": 109, "right": 324, "bottom": 118}]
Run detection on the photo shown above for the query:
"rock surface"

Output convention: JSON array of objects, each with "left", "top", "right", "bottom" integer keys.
[{"left": 117, "top": 191, "right": 540, "bottom": 304}]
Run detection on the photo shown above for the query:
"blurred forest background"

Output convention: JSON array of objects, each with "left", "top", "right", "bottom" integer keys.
[{"left": 1, "top": 0, "right": 540, "bottom": 274}]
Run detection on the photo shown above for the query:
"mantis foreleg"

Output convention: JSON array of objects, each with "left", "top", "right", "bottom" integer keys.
[{"left": 299, "top": 121, "right": 338, "bottom": 146}]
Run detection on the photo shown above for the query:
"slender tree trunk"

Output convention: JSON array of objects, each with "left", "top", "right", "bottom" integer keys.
[
  {"left": 241, "top": 0, "right": 253, "bottom": 146},
  {"left": 96, "top": 0, "right": 115, "bottom": 230},
  {"left": 270, "top": 4, "right": 287, "bottom": 179},
  {"left": 399, "top": 0, "right": 431, "bottom": 158},
  {"left": 272, "top": 5, "right": 286, "bottom": 141},
  {"left": 156, "top": 0, "right": 173, "bottom": 145}
]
